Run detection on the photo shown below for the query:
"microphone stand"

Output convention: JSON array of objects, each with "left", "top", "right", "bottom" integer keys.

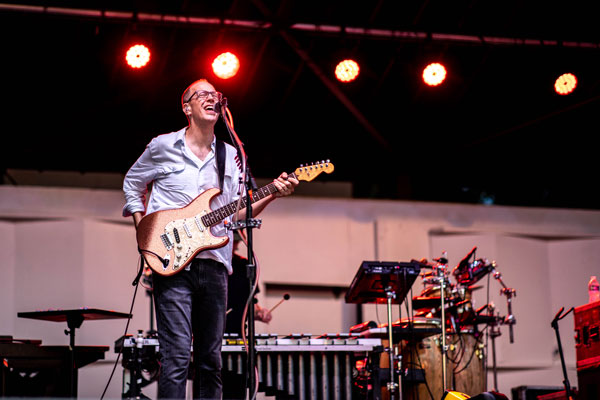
[{"left": 218, "top": 99, "right": 260, "bottom": 399}]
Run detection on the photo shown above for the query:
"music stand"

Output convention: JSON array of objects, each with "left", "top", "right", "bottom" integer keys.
[
  {"left": 345, "top": 261, "right": 422, "bottom": 400},
  {"left": 18, "top": 308, "right": 131, "bottom": 397}
]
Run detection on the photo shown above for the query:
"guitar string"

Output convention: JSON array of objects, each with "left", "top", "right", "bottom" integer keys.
[{"left": 202, "top": 172, "right": 299, "bottom": 227}]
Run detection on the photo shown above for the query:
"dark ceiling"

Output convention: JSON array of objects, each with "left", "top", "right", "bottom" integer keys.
[{"left": 2, "top": 0, "right": 600, "bottom": 210}]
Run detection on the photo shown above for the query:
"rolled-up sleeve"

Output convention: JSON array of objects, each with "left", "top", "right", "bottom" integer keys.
[{"left": 122, "top": 139, "right": 157, "bottom": 217}]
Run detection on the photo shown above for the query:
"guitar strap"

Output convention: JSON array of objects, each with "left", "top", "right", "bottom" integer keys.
[{"left": 216, "top": 139, "right": 226, "bottom": 192}]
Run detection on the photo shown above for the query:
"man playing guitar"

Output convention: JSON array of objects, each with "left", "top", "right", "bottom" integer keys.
[{"left": 122, "top": 78, "right": 297, "bottom": 399}]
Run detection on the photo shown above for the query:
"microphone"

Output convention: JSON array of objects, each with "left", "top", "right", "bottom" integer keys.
[
  {"left": 269, "top": 293, "right": 290, "bottom": 313},
  {"left": 214, "top": 96, "right": 228, "bottom": 114}
]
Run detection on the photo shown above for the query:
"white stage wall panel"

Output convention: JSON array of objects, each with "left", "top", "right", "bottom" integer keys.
[
  {"left": 0, "top": 222, "right": 16, "bottom": 336},
  {"left": 1, "top": 185, "right": 600, "bottom": 398}
]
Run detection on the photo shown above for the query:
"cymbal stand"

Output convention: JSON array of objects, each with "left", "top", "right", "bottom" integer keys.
[
  {"left": 64, "top": 312, "right": 84, "bottom": 397},
  {"left": 493, "top": 268, "right": 516, "bottom": 343},
  {"left": 434, "top": 255, "right": 449, "bottom": 394}
]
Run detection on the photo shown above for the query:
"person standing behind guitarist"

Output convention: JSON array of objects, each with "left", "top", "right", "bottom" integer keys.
[{"left": 122, "top": 78, "right": 298, "bottom": 399}]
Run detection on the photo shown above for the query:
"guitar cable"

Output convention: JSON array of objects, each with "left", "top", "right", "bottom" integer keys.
[{"left": 100, "top": 255, "right": 144, "bottom": 400}]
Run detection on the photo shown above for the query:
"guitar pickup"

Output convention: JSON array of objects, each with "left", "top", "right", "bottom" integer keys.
[
  {"left": 182, "top": 222, "right": 192, "bottom": 238},
  {"left": 160, "top": 233, "right": 173, "bottom": 250},
  {"left": 195, "top": 216, "right": 205, "bottom": 232},
  {"left": 173, "top": 228, "right": 181, "bottom": 244}
]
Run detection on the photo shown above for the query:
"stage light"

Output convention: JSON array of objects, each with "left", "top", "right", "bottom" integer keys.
[
  {"left": 212, "top": 52, "right": 240, "bottom": 79},
  {"left": 554, "top": 73, "right": 577, "bottom": 95},
  {"left": 335, "top": 59, "right": 360, "bottom": 82},
  {"left": 423, "top": 62, "right": 447, "bottom": 86},
  {"left": 125, "top": 44, "right": 151, "bottom": 69}
]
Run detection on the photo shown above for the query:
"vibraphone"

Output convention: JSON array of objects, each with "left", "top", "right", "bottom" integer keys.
[
  {"left": 115, "top": 333, "right": 383, "bottom": 400},
  {"left": 222, "top": 333, "right": 382, "bottom": 400}
]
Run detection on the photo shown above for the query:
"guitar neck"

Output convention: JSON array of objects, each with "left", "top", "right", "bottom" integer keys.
[{"left": 201, "top": 172, "right": 298, "bottom": 227}]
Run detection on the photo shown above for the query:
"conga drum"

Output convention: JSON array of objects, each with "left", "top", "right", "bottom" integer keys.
[
  {"left": 448, "top": 330, "right": 485, "bottom": 396},
  {"left": 378, "top": 317, "right": 441, "bottom": 400},
  {"left": 400, "top": 318, "right": 485, "bottom": 400}
]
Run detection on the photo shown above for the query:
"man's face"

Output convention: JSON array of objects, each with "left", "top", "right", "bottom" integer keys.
[{"left": 185, "top": 80, "right": 220, "bottom": 124}]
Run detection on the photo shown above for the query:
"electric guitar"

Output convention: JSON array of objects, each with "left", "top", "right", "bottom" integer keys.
[{"left": 137, "top": 161, "right": 334, "bottom": 276}]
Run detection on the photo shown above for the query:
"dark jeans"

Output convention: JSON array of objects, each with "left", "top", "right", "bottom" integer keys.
[{"left": 153, "top": 258, "right": 228, "bottom": 399}]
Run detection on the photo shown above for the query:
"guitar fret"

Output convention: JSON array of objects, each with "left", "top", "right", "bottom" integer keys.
[{"left": 204, "top": 170, "right": 306, "bottom": 227}]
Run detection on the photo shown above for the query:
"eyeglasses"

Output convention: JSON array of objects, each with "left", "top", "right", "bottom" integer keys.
[{"left": 185, "top": 90, "right": 223, "bottom": 103}]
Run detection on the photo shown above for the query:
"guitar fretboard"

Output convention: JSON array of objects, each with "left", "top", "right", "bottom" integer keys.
[{"left": 200, "top": 172, "right": 298, "bottom": 227}]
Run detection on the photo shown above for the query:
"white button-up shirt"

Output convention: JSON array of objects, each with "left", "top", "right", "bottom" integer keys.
[{"left": 123, "top": 127, "right": 242, "bottom": 272}]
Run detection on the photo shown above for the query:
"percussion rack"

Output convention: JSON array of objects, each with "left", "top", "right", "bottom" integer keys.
[{"left": 345, "top": 260, "right": 423, "bottom": 400}]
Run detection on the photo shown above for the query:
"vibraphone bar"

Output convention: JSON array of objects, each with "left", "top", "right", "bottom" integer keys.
[{"left": 222, "top": 333, "right": 382, "bottom": 400}]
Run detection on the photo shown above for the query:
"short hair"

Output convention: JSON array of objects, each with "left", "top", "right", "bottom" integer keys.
[{"left": 181, "top": 79, "right": 210, "bottom": 106}]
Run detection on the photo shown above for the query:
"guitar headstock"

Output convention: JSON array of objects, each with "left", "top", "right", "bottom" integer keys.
[{"left": 294, "top": 160, "right": 335, "bottom": 182}]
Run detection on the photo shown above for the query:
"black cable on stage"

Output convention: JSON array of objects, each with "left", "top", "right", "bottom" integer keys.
[
  {"left": 100, "top": 255, "right": 143, "bottom": 400},
  {"left": 453, "top": 333, "right": 483, "bottom": 375}
]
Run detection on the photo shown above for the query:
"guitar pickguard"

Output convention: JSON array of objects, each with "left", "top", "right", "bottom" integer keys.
[{"left": 163, "top": 210, "right": 227, "bottom": 273}]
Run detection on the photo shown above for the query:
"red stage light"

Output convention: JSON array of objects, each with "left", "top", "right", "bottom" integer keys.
[
  {"left": 335, "top": 59, "right": 360, "bottom": 82},
  {"left": 125, "top": 44, "right": 151, "bottom": 69},
  {"left": 212, "top": 52, "right": 240, "bottom": 79},
  {"left": 554, "top": 73, "right": 577, "bottom": 95},
  {"left": 423, "top": 63, "right": 447, "bottom": 86}
]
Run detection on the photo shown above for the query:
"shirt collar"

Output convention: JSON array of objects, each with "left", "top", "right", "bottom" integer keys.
[{"left": 175, "top": 127, "right": 216, "bottom": 150}]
